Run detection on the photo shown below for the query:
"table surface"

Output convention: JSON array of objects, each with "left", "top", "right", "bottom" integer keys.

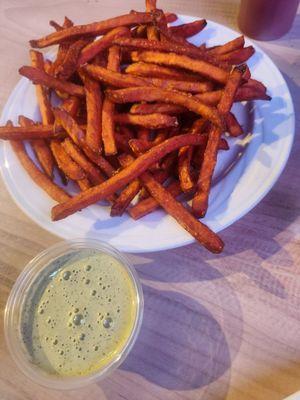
[{"left": 0, "top": 1, "right": 299, "bottom": 399}]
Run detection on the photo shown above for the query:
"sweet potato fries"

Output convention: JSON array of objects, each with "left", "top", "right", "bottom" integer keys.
[{"left": 0, "top": 0, "right": 271, "bottom": 253}]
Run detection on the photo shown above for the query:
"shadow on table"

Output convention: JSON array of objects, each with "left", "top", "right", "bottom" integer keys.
[{"left": 100, "top": 284, "right": 233, "bottom": 394}]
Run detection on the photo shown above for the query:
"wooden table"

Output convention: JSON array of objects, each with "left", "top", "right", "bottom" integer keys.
[{"left": 0, "top": 1, "right": 299, "bottom": 399}]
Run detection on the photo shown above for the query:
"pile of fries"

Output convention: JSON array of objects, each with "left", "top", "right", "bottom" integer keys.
[{"left": 0, "top": 0, "right": 271, "bottom": 253}]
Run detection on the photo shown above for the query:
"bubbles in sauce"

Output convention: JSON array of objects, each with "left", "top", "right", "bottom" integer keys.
[{"left": 20, "top": 250, "right": 137, "bottom": 377}]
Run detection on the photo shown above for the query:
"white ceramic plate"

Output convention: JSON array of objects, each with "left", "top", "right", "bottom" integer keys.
[{"left": 0, "top": 16, "right": 295, "bottom": 253}]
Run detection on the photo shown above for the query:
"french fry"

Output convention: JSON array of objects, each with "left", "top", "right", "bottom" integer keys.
[
  {"left": 30, "top": 51, "right": 54, "bottom": 124},
  {"left": 208, "top": 35, "right": 245, "bottom": 55},
  {"left": 225, "top": 112, "right": 243, "bottom": 137},
  {"left": 243, "top": 78, "right": 267, "bottom": 93},
  {"left": 129, "top": 180, "right": 182, "bottom": 219},
  {"left": 217, "top": 68, "right": 242, "bottom": 114},
  {"left": 196, "top": 87, "right": 270, "bottom": 105},
  {"left": 19, "top": 66, "right": 85, "bottom": 97},
  {"left": 61, "top": 96, "right": 81, "bottom": 118},
  {"left": 114, "top": 132, "right": 131, "bottom": 152},
  {"left": 110, "top": 179, "right": 141, "bottom": 216},
  {"left": 145, "top": 0, "right": 159, "bottom": 40},
  {"left": 0, "top": 125, "right": 63, "bottom": 140},
  {"left": 124, "top": 153, "right": 224, "bottom": 253},
  {"left": 84, "top": 64, "right": 213, "bottom": 93},
  {"left": 49, "top": 17, "right": 74, "bottom": 76},
  {"left": 178, "top": 119, "right": 208, "bottom": 193},
  {"left": 130, "top": 50, "right": 229, "bottom": 83},
  {"left": 219, "top": 46, "right": 255, "bottom": 64},
  {"left": 56, "top": 38, "right": 92, "bottom": 80},
  {"left": 130, "top": 130, "right": 168, "bottom": 153},
  {"left": 53, "top": 108, "right": 115, "bottom": 177},
  {"left": 219, "top": 137, "right": 229, "bottom": 150},
  {"left": 50, "top": 140, "right": 86, "bottom": 181},
  {"left": 131, "top": 24, "right": 148, "bottom": 38},
  {"left": 77, "top": 178, "right": 92, "bottom": 191},
  {"left": 30, "top": 12, "right": 153, "bottom": 48},
  {"left": 130, "top": 102, "right": 186, "bottom": 115},
  {"left": 8, "top": 120, "right": 70, "bottom": 203},
  {"left": 114, "top": 113, "right": 178, "bottom": 129},
  {"left": 165, "top": 13, "right": 178, "bottom": 23},
  {"left": 113, "top": 37, "right": 221, "bottom": 63},
  {"left": 234, "top": 87, "right": 271, "bottom": 102},
  {"left": 106, "top": 87, "right": 223, "bottom": 127},
  {"left": 169, "top": 20, "right": 207, "bottom": 38},
  {"left": 51, "top": 133, "right": 207, "bottom": 221},
  {"left": 192, "top": 68, "right": 242, "bottom": 217},
  {"left": 125, "top": 62, "right": 202, "bottom": 82},
  {"left": 78, "top": 26, "right": 130, "bottom": 66},
  {"left": 195, "top": 90, "right": 223, "bottom": 105},
  {"left": 29, "top": 50, "right": 55, "bottom": 178},
  {"left": 79, "top": 70, "right": 103, "bottom": 153},
  {"left": 101, "top": 45, "right": 121, "bottom": 156},
  {"left": 107, "top": 45, "right": 121, "bottom": 72},
  {"left": 219, "top": 46, "right": 255, "bottom": 65},
  {"left": 61, "top": 138, "right": 105, "bottom": 185}
]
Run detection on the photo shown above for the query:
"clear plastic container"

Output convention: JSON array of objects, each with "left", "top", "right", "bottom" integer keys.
[{"left": 4, "top": 239, "right": 143, "bottom": 390}]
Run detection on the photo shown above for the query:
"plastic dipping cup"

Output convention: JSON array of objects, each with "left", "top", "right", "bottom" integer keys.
[{"left": 4, "top": 239, "right": 143, "bottom": 390}]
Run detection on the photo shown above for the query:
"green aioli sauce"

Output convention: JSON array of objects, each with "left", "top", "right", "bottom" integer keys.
[{"left": 20, "top": 249, "right": 137, "bottom": 377}]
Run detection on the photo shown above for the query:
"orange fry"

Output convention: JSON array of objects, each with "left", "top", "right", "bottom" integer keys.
[
  {"left": 107, "top": 45, "right": 121, "bottom": 72},
  {"left": 29, "top": 50, "right": 55, "bottom": 178},
  {"left": 131, "top": 50, "right": 229, "bottom": 84},
  {"left": 178, "top": 119, "right": 208, "bottom": 193},
  {"left": 19, "top": 66, "right": 85, "bottom": 97},
  {"left": 51, "top": 133, "right": 208, "bottom": 221},
  {"left": 165, "top": 13, "right": 178, "bottom": 23},
  {"left": 78, "top": 26, "right": 130, "bottom": 66},
  {"left": 50, "top": 140, "right": 86, "bottom": 181},
  {"left": 56, "top": 38, "right": 92, "bottom": 80},
  {"left": 30, "top": 12, "right": 153, "bottom": 48},
  {"left": 129, "top": 180, "right": 182, "bottom": 219},
  {"left": 114, "top": 113, "right": 178, "bottom": 129},
  {"left": 130, "top": 102, "right": 186, "bottom": 115},
  {"left": 111, "top": 179, "right": 141, "bottom": 216},
  {"left": 106, "top": 87, "right": 223, "bottom": 127},
  {"left": 113, "top": 37, "right": 219, "bottom": 63},
  {"left": 208, "top": 36, "right": 245, "bottom": 55},
  {"left": 77, "top": 178, "right": 92, "bottom": 191},
  {"left": 192, "top": 68, "right": 242, "bottom": 217},
  {"left": 225, "top": 112, "right": 243, "bottom": 137},
  {"left": 53, "top": 108, "right": 115, "bottom": 177},
  {"left": 169, "top": 20, "right": 207, "bottom": 38},
  {"left": 49, "top": 17, "right": 74, "bottom": 76},
  {"left": 219, "top": 46, "right": 255, "bottom": 64},
  {"left": 61, "top": 96, "right": 80, "bottom": 118},
  {"left": 9, "top": 120, "right": 70, "bottom": 203},
  {"left": 29, "top": 51, "right": 54, "bottom": 124},
  {"left": 145, "top": 0, "right": 159, "bottom": 40},
  {"left": 80, "top": 70, "right": 103, "bottom": 153},
  {"left": 101, "top": 45, "right": 121, "bottom": 156},
  {"left": 125, "top": 155, "right": 224, "bottom": 253},
  {"left": 62, "top": 138, "right": 105, "bottom": 185},
  {"left": 125, "top": 62, "right": 202, "bottom": 82},
  {"left": 0, "top": 125, "right": 63, "bottom": 140},
  {"left": 84, "top": 64, "right": 213, "bottom": 93}
]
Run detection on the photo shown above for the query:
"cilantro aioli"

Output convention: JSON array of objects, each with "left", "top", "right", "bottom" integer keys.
[{"left": 20, "top": 249, "right": 137, "bottom": 377}]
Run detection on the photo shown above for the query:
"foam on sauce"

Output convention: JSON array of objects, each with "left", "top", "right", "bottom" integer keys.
[{"left": 21, "top": 249, "right": 137, "bottom": 377}]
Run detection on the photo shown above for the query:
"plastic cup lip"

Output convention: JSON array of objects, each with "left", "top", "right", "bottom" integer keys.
[{"left": 4, "top": 238, "right": 144, "bottom": 390}]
